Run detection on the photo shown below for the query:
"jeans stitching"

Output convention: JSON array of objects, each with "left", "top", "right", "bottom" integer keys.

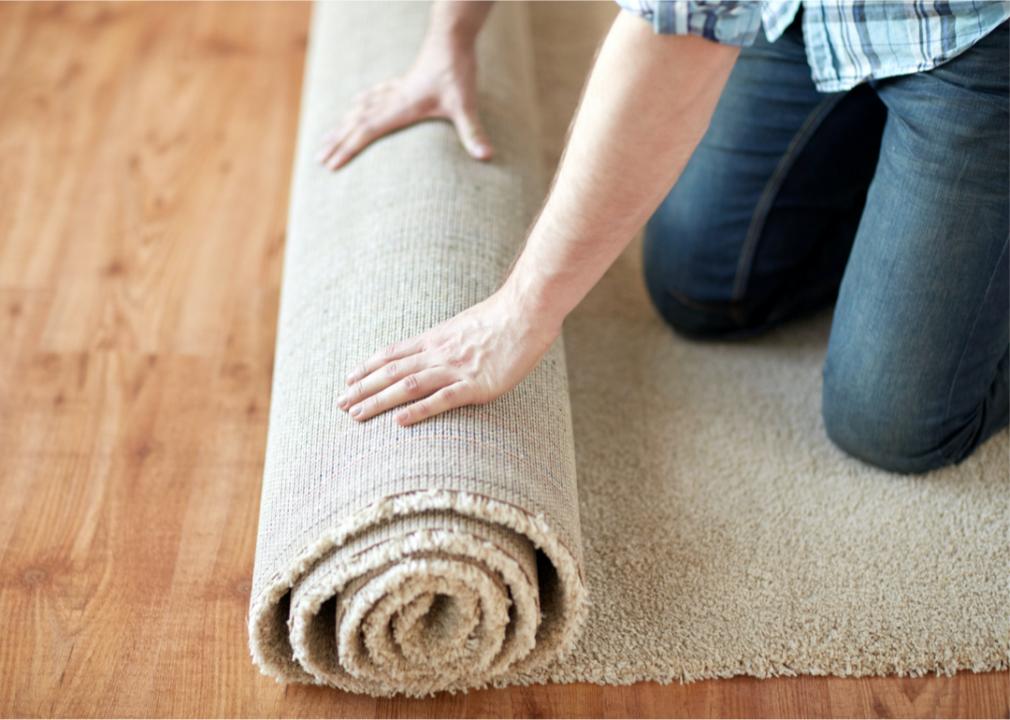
[
  {"left": 938, "top": 234, "right": 1010, "bottom": 465},
  {"left": 731, "top": 92, "right": 848, "bottom": 301}
]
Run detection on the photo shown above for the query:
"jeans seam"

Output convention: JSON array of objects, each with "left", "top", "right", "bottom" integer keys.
[
  {"left": 938, "top": 234, "right": 1010, "bottom": 464},
  {"left": 731, "top": 92, "right": 848, "bottom": 301}
]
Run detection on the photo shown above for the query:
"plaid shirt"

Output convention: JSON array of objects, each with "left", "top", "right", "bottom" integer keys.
[{"left": 615, "top": 0, "right": 1010, "bottom": 92}]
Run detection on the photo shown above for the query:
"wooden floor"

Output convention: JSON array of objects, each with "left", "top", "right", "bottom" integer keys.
[{"left": 0, "top": 3, "right": 1006, "bottom": 717}]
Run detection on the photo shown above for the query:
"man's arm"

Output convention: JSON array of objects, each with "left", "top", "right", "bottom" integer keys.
[
  {"left": 505, "top": 12, "right": 739, "bottom": 327},
  {"left": 338, "top": 12, "right": 740, "bottom": 425}
]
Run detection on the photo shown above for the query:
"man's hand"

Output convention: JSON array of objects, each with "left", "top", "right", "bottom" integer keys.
[
  {"left": 338, "top": 12, "right": 739, "bottom": 425},
  {"left": 337, "top": 284, "right": 560, "bottom": 425},
  {"left": 317, "top": 2, "right": 495, "bottom": 170}
]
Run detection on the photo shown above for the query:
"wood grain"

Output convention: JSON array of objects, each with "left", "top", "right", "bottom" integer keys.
[{"left": 0, "top": 2, "right": 1006, "bottom": 717}]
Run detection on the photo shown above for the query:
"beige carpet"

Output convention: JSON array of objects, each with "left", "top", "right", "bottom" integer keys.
[{"left": 248, "top": 1, "right": 1010, "bottom": 697}]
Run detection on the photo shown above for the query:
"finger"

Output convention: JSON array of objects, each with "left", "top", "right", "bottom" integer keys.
[
  {"left": 348, "top": 368, "right": 455, "bottom": 422},
  {"left": 317, "top": 100, "right": 383, "bottom": 166},
  {"left": 320, "top": 84, "right": 389, "bottom": 148},
  {"left": 328, "top": 104, "right": 425, "bottom": 170},
  {"left": 451, "top": 108, "right": 493, "bottom": 161},
  {"left": 316, "top": 116, "right": 358, "bottom": 165},
  {"left": 329, "top": 116, "right": 407, "bottom": 170},
  {"left": 346, "top": 339, "right": 424, "bottom": 385},
  {"left": 320, "top": 118, "right": 356, "bottom": 149},
  {"left": 396, "top": 382, "right": 471, "bottom": 426},
  {"left": 316, "top": 137, "right": 345, "bottom": 167},
  {"left": 337, "top": 353, "right": 427, "bottom": 410},
  {"left": 326, "top": 126, "right": 375, "bottom": 170},
  {"left": 317, "top": 99, "right": 374, "bottom": 156}
]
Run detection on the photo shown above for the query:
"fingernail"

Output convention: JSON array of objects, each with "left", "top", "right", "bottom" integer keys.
[
  {"left": 337, "top": 394, "right": 346, "bottom": 408},
  {"left": 396, "top": 411, "right": 408, "bottom": 424},
  {"left": 350, "top": 406, "right": 361, "bottom": 418}
]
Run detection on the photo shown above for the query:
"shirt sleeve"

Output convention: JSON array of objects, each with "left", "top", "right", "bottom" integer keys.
[{"left": 614, "top": 0, "right": 764, "bottom": 46}]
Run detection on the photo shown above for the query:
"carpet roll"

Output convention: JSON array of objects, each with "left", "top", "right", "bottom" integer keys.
[
  {"left": 251, "top": 0, "right": 1010, "bottom": 698},
  {"left": 248, "top": 1, "right": 586, "bottom": 697}
]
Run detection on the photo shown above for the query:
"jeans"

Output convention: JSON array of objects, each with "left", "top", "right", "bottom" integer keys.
[{"left": 642, "top": 16, "right": 1009, "bottom": 474}]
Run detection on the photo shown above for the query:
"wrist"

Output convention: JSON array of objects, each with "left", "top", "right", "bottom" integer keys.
[
  {"left": 416, "top": 28, "right": 477, "bottom": 77},
  {"left": 427, "top": 2, "right": 490, "bottom": 52},
  {"left": 421, "top": 28, "right": 477, "bottom": 58},
  {"left": 499, "top": 254, "right": 571, "bottom": 335}
]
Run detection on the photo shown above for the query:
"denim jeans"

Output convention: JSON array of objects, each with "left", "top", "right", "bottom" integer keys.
[{"left": 642, "top": 16, "right": 1009, "bottom": 474}]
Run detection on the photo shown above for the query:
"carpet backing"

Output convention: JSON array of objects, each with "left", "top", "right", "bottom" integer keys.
[{"left": 249, "top": 1, "right": 1010, "bottom": 697}]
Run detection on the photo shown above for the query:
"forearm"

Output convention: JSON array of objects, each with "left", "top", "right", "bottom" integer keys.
[{"left": 504, "top": 12, "right": 739, "bottom": 327}]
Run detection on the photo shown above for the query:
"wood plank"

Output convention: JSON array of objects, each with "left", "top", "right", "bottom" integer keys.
[{"left": 0, "top": 2, "right": 1006, "bottom": 717}]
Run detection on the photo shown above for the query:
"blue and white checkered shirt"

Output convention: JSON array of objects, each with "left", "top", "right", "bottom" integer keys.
[{"left": 615, "top": 0, "right": 1010, "bottom": 92}]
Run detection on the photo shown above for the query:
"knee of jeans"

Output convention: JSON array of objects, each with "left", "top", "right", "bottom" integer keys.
[
  {"left": 642, "top": 216, "right": 742, "bottom": 339},
  {"left": 821, "top": 363, "right": 972, "bottom": 475}
]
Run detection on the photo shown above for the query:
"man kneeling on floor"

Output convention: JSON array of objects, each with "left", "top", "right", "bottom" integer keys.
[{"left": 317, "top": 0, "right": 1009, "bottom": 475}]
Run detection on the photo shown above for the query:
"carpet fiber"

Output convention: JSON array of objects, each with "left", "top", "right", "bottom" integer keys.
[{"left": 249, "top": 1, "right": 1009, "bottom": 697}]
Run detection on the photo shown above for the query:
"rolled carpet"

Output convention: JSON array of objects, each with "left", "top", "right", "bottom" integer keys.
[
  {"left": 248, "top": 0, "right": 585, "bottom": 697},
  {"left": 250, "top": 0, "right": 1010, "bottom": 699}
]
